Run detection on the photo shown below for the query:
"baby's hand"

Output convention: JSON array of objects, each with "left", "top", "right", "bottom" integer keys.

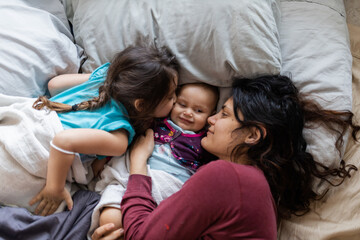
[
  {"left": 129, "top": 129, "right": 155, "bottom": 175},
  {"left": 131, "top": 129, "right": 155, "bottom": 158},
  {"left": 29, "top": 186, "right": 73, "bottom": 216}
]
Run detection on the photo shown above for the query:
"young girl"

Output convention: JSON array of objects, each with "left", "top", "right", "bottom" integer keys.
[
  {"left": 29, "top": 45, "right": 179, "bottom": 216},
  {"left": 89, "top": 82, "right": 219, "bottom": 235}
]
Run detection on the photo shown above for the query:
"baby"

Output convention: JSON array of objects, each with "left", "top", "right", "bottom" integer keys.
[
  {"left": 90, "top": 82, "right": 219, "bottom": 235},
  {"left": 147, "top": 82, "right": 219, "bottom": 182}
]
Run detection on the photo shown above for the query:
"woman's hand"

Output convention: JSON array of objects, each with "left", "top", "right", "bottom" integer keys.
[
  {"left": 129, "top": 129, "right": 155, "bottom": 175},
  {"left": 92, "top": 223, "right": 124, "bottom": 240},
  {"left": 29, "top": 185, "right": 73, "bottom": 216}
]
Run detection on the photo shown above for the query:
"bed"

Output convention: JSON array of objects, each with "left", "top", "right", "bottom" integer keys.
[{"left": 0, "top": 0, "right": 359, "bottom": 239}]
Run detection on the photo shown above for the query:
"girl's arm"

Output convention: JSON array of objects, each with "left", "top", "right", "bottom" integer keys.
[
  {"left": 51, "top": 128, "right": 129, "bottom": 156},
  {"left": 30, "top": 128, "right": 129, "bottom": 216},
  {"left": 48, "top": 74, "right": 91, "bottom": 97}
]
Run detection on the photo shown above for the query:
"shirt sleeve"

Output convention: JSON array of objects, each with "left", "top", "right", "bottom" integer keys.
[
  {"left": 120, "top": 161, "right": 240, "bottom": 240},
  {"left": 88, "top": 62, "right": 110, "bottom": 82}
]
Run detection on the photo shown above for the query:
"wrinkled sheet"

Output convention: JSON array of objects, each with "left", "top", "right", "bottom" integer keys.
[{"left": 0, "top": 190, "right": 100, "bottom": 240}]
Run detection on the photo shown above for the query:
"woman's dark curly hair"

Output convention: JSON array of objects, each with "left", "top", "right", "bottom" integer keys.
[{"left": 230, "top": 75, "right": 359, "bottom": 219}]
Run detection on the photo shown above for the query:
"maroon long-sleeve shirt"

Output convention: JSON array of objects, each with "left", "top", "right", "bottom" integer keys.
[{"left": 121, "top": 160, "right": 277, "bottom": 240}]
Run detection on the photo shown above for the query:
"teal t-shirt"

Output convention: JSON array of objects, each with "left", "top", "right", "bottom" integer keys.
[{"left": 50, "top": 63, "right": 135, "bottom": 145}]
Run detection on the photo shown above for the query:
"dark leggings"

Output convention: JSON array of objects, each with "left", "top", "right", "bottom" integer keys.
[{"left": 0, "top": 190, "right": 100, "bottom": 240}]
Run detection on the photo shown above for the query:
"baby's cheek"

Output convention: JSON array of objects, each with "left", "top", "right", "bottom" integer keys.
[{"left": 199, "top": 117, "right": 208, "bottom": 127}]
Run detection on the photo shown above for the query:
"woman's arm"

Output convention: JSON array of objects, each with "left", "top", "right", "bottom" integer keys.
[
  {"left": 94, "top": 172, "right": 227, "bottom": 240},
  {"left": 95, "top": 129, "right": 154, "bottom": 233},
  {"left": 120, "top": 173, "right": 218, "bottom": 240},
  {"left": 48, "top": 74, "right": 91, "bottom": 97},
  {"left": 120, "top": 131, "right": 229, "bottom": 239},
  {"left": 91, "top": 131, "right": 234, "bottom": 240}
]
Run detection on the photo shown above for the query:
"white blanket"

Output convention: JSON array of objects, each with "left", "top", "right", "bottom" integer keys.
[
  {"left": 0, "top": 94, "right": 91, "bottom": 213},
  {"left": 88, "top": 152, "right": 184, "bottom": 238}
]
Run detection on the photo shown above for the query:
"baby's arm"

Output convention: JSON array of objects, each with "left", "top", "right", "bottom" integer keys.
[
  {"left": 99, "top": 207, "right": 123, "bottom": 230},
  {"left": 29, "top": 128, "right": 129, "bottom": 216},
  {"left": 48, "top": 73, "right": 91, "bottom": 96}
]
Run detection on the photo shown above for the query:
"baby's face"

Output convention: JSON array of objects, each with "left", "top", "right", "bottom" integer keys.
[{"left": 170, "top": 85, "right": 216, "bottom": 132}]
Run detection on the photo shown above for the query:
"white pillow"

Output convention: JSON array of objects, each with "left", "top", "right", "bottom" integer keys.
[
  {"left": 281, "top": 0, "right": 346, "bottom": 16},
  {"left": 66, "top": 0, "right": 281, "bottom": 87},
  {"left": 279, "top": 1, "right": 352, "bottom": 173},
  {"left": 0, "top": 0, "right": 81, "bottom": 98}
]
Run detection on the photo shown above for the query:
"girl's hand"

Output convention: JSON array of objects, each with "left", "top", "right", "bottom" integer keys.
[
  {"left": 129, "top": 129, "right": 155, "bottom": 175},
  {"left": 29, "top": 185, "right": 73, "bottom": 216},
  {"left": 91, "top": 223, "right": 124, "bottom": 240}
]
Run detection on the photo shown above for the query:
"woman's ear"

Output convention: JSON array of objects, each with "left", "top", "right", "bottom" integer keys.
[
  {"left": 244, "top": 125, "right": 267, "bottom": 145},
  {"left": 134, "top": 99, "right": 144, "bottom": 112}
]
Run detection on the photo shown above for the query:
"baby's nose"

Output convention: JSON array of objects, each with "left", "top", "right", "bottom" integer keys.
[{"left": 183, "top": 109, "right": 193, "bottom": 116}]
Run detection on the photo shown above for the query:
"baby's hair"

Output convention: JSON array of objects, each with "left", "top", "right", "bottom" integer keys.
[
  {"left": 33, "top": 45, "right": 179, "bottom": 134},
  {"left": 177, "top": 82, "right": 219, "bottom": 112}
]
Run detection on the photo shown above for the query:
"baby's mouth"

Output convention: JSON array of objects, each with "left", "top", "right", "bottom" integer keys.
[{"left": 179, "top": 117, "right": 192, "bottom": 124}]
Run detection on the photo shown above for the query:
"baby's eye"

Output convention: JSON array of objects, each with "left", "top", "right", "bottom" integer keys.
[
  {"left": 177, "top": 102, "right": 186, "bottom": 107},
  {"left": 195, "top": 109, "right": 203, "bottom": 113}
]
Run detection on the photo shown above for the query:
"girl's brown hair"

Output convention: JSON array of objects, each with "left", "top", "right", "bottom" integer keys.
[
  {"left": 230, "top": 75, "right": 359, "bottom": 220},
  {"left": 33, "top": 45, "right": 179, "bottom": 134}
]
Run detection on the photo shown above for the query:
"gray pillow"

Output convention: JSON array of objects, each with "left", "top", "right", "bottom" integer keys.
[
  {"left": 0, "top": 0, "right": 81, "bottom": 97},
  {"left": 66, "top": 0, "right": 281, "bottom": 87}
]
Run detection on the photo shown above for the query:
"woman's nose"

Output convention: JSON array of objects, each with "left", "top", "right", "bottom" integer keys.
[{"left": 207, "top": 113, "right": 217, "bottom": 125}]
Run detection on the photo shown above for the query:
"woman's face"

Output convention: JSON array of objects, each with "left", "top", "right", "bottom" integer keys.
[{"left": 201, "top": 97, "right": 244, "bottom": 161}]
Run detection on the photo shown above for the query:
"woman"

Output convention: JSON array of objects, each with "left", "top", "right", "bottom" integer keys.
[{"left": 92, "top": 75, "right": 359, "bottom": 240}]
